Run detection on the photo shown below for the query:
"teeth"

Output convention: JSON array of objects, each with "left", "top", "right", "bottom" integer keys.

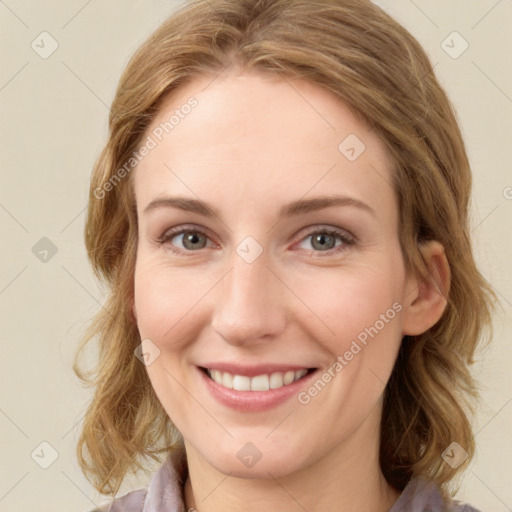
[
  {"left": 232, "top": 375, "right": 251, "bottom": 391},
  {"left": 251, "top": 374, "right": 269, "bottom": 391},
  {"left": 222, "top": 371, "right": 233, "bottom": 389},
  {"left": 207, "top": 368, "right": 309, "bottom": 391},
  {"left": 269, "top": 372, "right": 283, "bottom": 389},
  {"left": 283, "top": 371, "right": 295, "bottom": 385}
]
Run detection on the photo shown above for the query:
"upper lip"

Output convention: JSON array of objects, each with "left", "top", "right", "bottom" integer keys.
[{"left": 199, "top": 363, "right": 316, "bottom": 377}]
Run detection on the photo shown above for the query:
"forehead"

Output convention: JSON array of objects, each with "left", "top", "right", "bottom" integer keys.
[{"left": 133, "top": 70, "right": 396, "bottom": 217}]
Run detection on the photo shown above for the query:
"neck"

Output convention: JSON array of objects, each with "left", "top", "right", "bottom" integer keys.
[{"left": 183, "top": 406, "right": 400, "bottom": 512}]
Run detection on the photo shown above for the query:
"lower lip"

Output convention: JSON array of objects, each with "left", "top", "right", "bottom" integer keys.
[{"left": 198, "top": 367, "right": 318, "bottom": 412}]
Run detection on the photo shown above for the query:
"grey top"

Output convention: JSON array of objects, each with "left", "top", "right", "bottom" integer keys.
[{"left": 91, "top": 445, "right": 480, "bottom": 512}]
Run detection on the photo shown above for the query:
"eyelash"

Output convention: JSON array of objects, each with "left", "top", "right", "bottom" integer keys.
[{"left": 156, "top": 224, "right": 356, "bottom": 257}]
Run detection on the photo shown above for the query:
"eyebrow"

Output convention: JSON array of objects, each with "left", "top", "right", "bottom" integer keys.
[{"left": 143, "top": 194, "right": 376, "bottom": 219}]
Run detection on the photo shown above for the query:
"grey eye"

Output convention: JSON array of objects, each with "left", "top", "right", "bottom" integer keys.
[
  {"left": 299, "top": 231, "right": 344, "bottom": 251},
  {"left": 174, "top": 231, "right": 208, "bottom": 250},
  {"left": 311, "top": 233, "right": 337, "bottom": 250}
]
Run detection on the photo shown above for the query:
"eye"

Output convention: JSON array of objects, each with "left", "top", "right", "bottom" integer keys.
[
  {"left": 296, "top": 228, "right": 354, "bottom": 254},
  {"left": 157, "top": 226, "right": 214, "bottom": 254}
]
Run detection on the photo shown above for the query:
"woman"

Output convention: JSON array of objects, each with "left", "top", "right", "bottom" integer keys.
[{"left": 75, "top": 0, "right": 495, "bottom": 510}]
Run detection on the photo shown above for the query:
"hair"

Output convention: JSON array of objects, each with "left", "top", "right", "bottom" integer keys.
[{"left": 74, "top": 0, "right": 496, "bottom": 498}]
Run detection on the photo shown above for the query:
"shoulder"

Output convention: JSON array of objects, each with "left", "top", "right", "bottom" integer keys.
[
  {"left": 84, "top": 444, "right": 187, "bottom": 512},
  {"left": 390, "top": 476, "right": 482, "bottom": 512},
  {"left": 449, "top": 500, "right": 482, "bottom": 512},
  {"left": 85, "top": 488, "right": 148, "bottom": 512}
]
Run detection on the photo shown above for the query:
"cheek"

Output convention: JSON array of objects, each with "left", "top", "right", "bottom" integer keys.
[
  {"left": 289, "top": 262, "right": 405, "bottom": 428},
  {"left": 285, "top": 260, "right": 406, "bottom": 377},
  {"left": 133, "top": 259, "right": 207, "bottom": 427},
  {"left": 133, "top": 258, "right": 216, "bottom": 346}
]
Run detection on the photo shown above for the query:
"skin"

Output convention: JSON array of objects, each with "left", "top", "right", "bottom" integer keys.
[{"left": 132, "top": 67, "right": 450, "bottom": 512}]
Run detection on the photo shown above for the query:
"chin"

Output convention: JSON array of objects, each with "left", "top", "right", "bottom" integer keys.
[
  {"left": 192, "top": 433, "right": 314, "bottom": 480},
  {"left": 213, "top": 451, "right": 305, "bottom": 480}
]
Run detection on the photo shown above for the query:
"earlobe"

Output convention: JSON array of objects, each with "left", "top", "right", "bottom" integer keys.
[{"left": 401, "top": 240, "right": 450, "bottom": 336}]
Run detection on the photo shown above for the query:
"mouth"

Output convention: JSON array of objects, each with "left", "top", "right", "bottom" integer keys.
[{"left": 200, "top": 366, "right": 317, "bottom": 391}]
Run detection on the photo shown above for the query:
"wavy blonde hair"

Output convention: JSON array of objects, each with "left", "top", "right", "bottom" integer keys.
[{"left": 75, "top": 0, "right": 496, "bottom": 498}]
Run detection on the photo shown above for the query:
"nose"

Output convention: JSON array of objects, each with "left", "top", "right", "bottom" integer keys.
[{"left": 210, "top": 250, "right": 287, "bottom": 347}]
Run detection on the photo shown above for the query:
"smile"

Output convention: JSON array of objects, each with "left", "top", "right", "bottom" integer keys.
[
  {"left": 198, "top": 364, "right": 319, "bottom": 411},
  {"left": 206, "top": 368, "right": 310, "bottom": 391}
]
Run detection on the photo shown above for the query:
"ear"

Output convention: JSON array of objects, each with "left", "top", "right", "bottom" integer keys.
[{"left": 401, "top": 240, "right": 450, "bottom": 336}]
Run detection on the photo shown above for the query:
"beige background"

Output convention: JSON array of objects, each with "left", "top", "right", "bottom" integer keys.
[{"left": 0, "top": 1, "right": 511, "bottom": 510}]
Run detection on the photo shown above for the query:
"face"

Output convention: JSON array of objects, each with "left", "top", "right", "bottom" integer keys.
[{"left": 132, "top": 70, "right": 418, "bottom": 478}]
